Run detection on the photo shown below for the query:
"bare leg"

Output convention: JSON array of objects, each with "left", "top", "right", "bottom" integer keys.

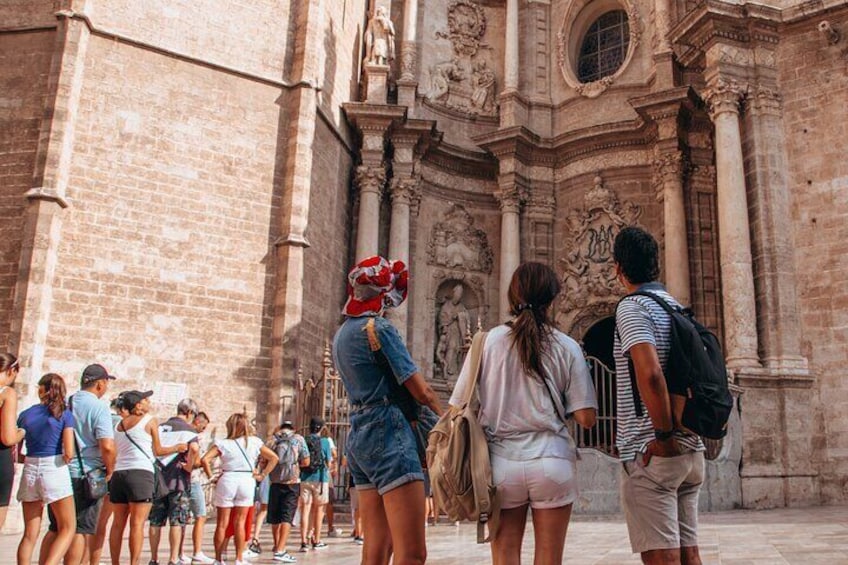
[
  {"left": 0, "top": 507, "right": 7, "bottom": 531},
  {"left": 109, "top": 505, "right": 129, "bottom": 565},
  {"left": 491, "top": 505, "right": 529, "bottom": 565},
  {"left": 681, "top": 546, "right": 702, "bottom": 565},
  {"left": 530, "top": 504, "right": 572, "bottom": 565},
  {"left": 299, "top": 499, "right": 312, "bottom": 545},
  {"left": 641, "top": 549, "right": 682, "bottom": 565},
  {"left": 358, "top": 488, "right": 391, "bottom": 565},
  {"left": 252, "top": 503, "right": 267, "bottom": 544},
  {"left": 127, "top": 502, "right": 152, "bottom": 565},
  {"left": 168, "top": 525, "right": 182, "bottom": 563},
  {"left": 312, "top": 503, "right": 326, "bottom": 544},
  {"left": 39, "top": 531, "right": 55, "bottom": 565},
  {"left": 213, "top": 508, "right": 231, "bottom": 562},
  {"left": 381, "top": 481, "right": 427, "bottom": 565},
  {"left": 91, "top": 496, "right": 113, "bottom": 565},
  {"left": 148, "top": 525, "right": 161, "bottom": 564},
  {"left": 231, "top": 506, "right": 249, "bottom": 562},
  {"left": 17, "top": 501, "right": 44, "bottom": 565},
  {"left": 63, "top": 534, "right": 85, "bottom": 565},
  {"left": 38, "top": 497, "right": 77, "bottom": 565},
  {"left": 192, "top": 516, "right": 207, "bottom": 555}
]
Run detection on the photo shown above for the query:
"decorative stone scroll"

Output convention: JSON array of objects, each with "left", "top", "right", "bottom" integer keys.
[
  {"left": 557, "top": 175, "right": 642, "bottom": 334},
  {"left": 702, "top": 78, "right": 747, "bottom": 119},
  {"left": 427, "top": 204, "right": 493, "bottom": 274},
  {"left": 426, "top": 0, "right": 498, "bottom": 117}
]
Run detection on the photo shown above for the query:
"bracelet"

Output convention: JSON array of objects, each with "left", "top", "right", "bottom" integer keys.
[{"left": 653, "top": 429, "right": 674, "bottom": 441}]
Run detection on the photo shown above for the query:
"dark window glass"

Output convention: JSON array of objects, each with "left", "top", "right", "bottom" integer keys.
[{"left": 577, "top": 10, "right": 630, "bottom": 83}]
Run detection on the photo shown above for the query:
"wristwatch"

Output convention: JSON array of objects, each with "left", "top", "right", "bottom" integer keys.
[{"left": 654, "top": 429, "right": 674, "bottom": 441}]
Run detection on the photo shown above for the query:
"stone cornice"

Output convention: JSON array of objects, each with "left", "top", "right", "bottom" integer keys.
[
  {"left": 629, "top": 86, "right": 700, "bottom": 122},
  {"left": 423, "top": 141, "right": 498, "bottom": 180},
  {"left": 342, "top": 103, "right": 407, "bottom": 133}
]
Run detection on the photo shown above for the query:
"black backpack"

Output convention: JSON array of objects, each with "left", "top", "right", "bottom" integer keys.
[
  {"left": 620, "top": 291, "right": 734, "bottom": 440},
  {"left": 302, "top": 434, "right": 326, "bottom": 480}
]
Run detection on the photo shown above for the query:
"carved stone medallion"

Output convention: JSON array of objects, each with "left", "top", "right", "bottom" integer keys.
[
  {"left": 427, "top": 204, "right": 493, "bottom": 274},
  {"left": 556, "top": 175, "right": 642, "bottom": 334}
]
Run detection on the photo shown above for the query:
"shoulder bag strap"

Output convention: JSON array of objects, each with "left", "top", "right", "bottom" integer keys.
[
  {"left": 233, "top": 438, "right": 255, "bottom": 472},
  {"left": 68, "top": 395, "right": 86, "bottom": 475},
  {"left": 462, "top": 331, "right": 488, "bottom": 410},
  {"left": 120, "top": 418, "right": 159, "bottom": 467},
  {"left": 538, "top": 368, "right": 567, "bottom": 425}
]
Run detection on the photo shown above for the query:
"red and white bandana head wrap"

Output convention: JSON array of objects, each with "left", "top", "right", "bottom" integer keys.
[{"left": 342, "top": 256, "right": 409, "bottom": 317}]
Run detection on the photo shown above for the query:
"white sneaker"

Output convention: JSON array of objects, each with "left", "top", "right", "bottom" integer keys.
[
  {"left": 243, "top": 549, "right": 259, "bottom": 560},
  {"left": 192, "top": 554, "right": 214, "bottom": 565},
  {"left": 327, "top": 527, "right": 343, "bottom": 538},
  {"left": 273, "top": 552, "right": 297, "bottom": 563}
]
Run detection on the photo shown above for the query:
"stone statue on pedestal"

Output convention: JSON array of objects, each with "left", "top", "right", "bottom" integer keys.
[
  {"left": 436, "top": 284, "right": 470, "bottom": 380},
  {"left": 364, "top": 7, "right": 396, "bottom": 66}
]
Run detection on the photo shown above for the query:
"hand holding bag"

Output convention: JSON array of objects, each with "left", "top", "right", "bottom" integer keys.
[{"left": 69, "top": 395, "right": 109, "bottom": 500}]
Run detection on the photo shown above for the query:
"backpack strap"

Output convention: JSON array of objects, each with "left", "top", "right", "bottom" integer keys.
[
  {"left": 615, "top": 290, "right": 676, "bottom": 419},
  {"left": 461, "top": 331, "right": 488, "bottom": 410}
]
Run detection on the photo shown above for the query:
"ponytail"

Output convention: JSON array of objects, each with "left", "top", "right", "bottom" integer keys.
[
  {"left": 507, "top": 262, "right": 562, "bottom": 379},
  {"left": 38, "top": 373, "right": 67, "bottom": 419}
]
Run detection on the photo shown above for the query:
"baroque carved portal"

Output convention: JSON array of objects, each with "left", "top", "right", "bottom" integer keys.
[
  {"left": 434, "top": 280, "right": 480, "bottom": 380},
  {"left": 427, "top": 204, "right": 493, "bottom": 273},
  {"left": 426, "top": 0, "right": 498, "bottom": 117},
  {"left": 557, "top": 175, "right": 642, "bottom": 335}
]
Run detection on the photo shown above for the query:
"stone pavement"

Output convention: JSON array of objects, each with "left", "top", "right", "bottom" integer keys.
[{"left": 0, "top": 506, "right": 845, "bottom": 564}]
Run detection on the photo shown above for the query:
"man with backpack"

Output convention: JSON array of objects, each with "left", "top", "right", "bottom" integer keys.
[
  {"left": 298, "top": 417, "right": 333, "bottom": 552},
  {"left": 265, "top": 420, "right": 310, "bottom": 563},
  {"left": 613, "top": 227, "right": 709, "bottom": 565}
]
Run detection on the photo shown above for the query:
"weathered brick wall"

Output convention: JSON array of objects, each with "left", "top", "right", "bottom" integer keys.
[
  {"left": 41, "top": 34, "right": 283, "bottom": 425},
  {"left": 779, "top": 14, "right": 848, "bottom": 503},
  {"left": 0, "top": 30, "right": 55, "bottom": 350}
]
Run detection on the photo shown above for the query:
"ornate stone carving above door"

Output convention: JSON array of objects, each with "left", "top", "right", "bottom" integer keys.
[
  {"left": 556, "top": 175, "right": 642, "bottom": 335},
  {"left": 426, "top": 0, "right": 498, "bottom": 117},
  {"left": 427, "top": 204, "right": 494, "bottom": 273}
]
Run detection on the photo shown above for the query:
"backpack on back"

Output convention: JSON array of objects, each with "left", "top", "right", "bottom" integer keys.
[
  {"left": 302, "top": 434, "right": 326, "bottom": 480},
  {"left": 271, "top": 433, "right": 299, "bottom": 484},
  {"left": 623, "top": 290, "right": 733, "bottom": 439},
  {"left": 427, "top": 331, "right": 500, "bottom": 544}
]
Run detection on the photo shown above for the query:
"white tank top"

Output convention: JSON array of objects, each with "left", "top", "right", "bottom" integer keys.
[{"left": 115, "top": 414, "right": 154, "bottom": 472}]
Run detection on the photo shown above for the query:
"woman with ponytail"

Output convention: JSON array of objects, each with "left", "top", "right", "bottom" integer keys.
[
  {"left": 16, "top": 373, "right": 77, "bottom": 565},
  {"left": 450, "top": 262, "right": 598, "bottom": 564}
]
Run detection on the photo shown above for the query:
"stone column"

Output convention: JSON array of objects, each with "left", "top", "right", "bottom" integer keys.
[
  {"left": 743, "top": 86, "right": 809, "bottom": 374},
  {"left": 653, "top": 0, "right": 672, "bottom": 54},
  {"left": 268, "top": 0, "right": 325, "bottom": 432},
  {"left": 496, "top": 189, "right": 522, "bottom": 321},
  {"left": 387, "top": 176, "right": 419, "bottom": 338},
  {"left": 400, "top": 0, "right": 418, "bottom": 81},
  {"left": 654, "top": 150, "right": 691, "bottom": 306},
  {"left": 504, "top": 0, "right": 519, "bottom": 92},
  {"left": 354, "top": 165, "right": 386, "bottom": 261},
  {"left": 9, "top": 10, "right": 89, "bottom": 398},
  {"left": 704, "top": 78, "right": 760, "bottom": 370}
]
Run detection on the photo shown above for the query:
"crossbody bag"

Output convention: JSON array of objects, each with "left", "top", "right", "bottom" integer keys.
[{"left": 68, "top": 395, "right": 109, "bottom": 500}]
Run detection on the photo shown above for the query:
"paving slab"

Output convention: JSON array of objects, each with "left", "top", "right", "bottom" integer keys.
[{"left": 0, "top": 506, "right": 845, "bottom": 564}]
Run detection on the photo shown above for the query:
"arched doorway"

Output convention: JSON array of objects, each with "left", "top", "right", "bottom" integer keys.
[{"left": 573, "top": 316, "right": 617, "bottom": 455}]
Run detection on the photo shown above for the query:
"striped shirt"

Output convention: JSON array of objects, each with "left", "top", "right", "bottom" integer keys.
[{"left": 614, "top": 282, "right": 704, "bottom": 461}]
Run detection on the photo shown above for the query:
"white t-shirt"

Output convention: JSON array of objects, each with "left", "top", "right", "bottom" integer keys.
[
  {"left": 450, "top": 325, "right": 598, "bottom": 461},
  {"left": 216, "top": 436, "right": 263, "bottom": 473},
  {"left": 114, "top": 414, "right": 155, "bottom": 472}
]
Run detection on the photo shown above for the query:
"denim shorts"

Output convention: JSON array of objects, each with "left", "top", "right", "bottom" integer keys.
[{"left": 346, "top": 404, "right": 423, "bottom": 495}]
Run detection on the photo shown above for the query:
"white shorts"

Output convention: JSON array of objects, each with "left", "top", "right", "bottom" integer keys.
[
  {"left": 491, "top": 454, "right": 578, "bottom": 510},
  {"left": 18, "top": 456, "right": 73, "bottom": 505},
  {"left": 214, "top": 472, "right": 256, "bottom": 508}
]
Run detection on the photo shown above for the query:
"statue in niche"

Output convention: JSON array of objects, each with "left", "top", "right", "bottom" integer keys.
[
  {"left": 364, "top": 6, "right": 395, "bottom": 66},
  {"left": 436, "top": 284, "right": 471, "bottom": 380},
  {"left": 427, "top": 204, "right": 493, "bottom": 274}
]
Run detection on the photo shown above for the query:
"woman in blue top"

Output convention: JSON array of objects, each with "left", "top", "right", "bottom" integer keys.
[
  {"left": 332, "top": 256, "right": 443, "bottom": 565},
  {"left": 16, "top": 373, "right": 77, "bottom": 565}
]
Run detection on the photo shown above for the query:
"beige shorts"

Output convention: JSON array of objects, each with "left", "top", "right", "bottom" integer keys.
[
  {"left": 299, "top": 481, "right": 329, "bottom": 506},
  {"left": 620, "top": 451, "right": 705, "bottom": 554}
]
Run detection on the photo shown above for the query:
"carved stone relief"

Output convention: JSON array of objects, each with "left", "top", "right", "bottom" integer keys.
[
  {"left": 556, "top": 175, "right": 642, "bottom": 334},
  {"left": 427, "top": 204, "right": 494, "bottom": 273},
  {"left": 426, "top": 0, "right": 499, "bottom": 117}
]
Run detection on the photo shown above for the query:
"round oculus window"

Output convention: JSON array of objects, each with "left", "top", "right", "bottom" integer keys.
[{"left": 576, "top": 10, "right": 630, "bottom": 83}]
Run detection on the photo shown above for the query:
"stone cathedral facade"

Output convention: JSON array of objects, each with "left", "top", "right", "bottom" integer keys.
[{"left": 2, "top": 0, "right": 847, "bottom": 513}]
